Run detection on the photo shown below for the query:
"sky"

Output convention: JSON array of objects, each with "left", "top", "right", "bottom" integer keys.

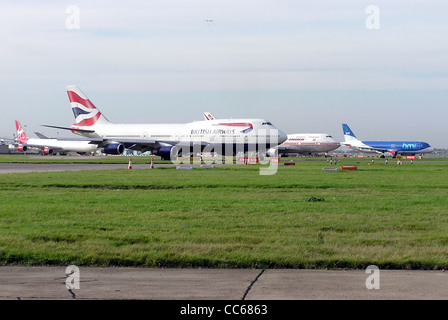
[{"left": 1, "top": 1, "right": 448, "bottom": 147}]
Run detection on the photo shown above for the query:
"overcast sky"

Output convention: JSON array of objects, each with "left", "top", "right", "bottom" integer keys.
[{"left": 1, "top": 1, "right": 447, "bottom": 147}]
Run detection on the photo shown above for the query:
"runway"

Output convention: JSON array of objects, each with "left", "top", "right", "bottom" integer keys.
[
  {"left": 1, "top": 158, "right": 445, "bottom": 174},
  {"left": 0, "top": 266, "right": 446, "bottom": 300},
  {"left": 0, "top": 162, "right": 176, "bottom": 174}
]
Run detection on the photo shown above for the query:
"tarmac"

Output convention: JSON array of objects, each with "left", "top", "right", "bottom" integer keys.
[
  {"left": 0, "top": 266, "right": 446, "bottom": 300},
  {"left": 0, "top": 162, "right": 175, "bottom": 173}
]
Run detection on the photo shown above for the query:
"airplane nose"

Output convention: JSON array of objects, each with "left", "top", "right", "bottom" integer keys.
[{"left": 278, "top": 129, "right": 287, "bottom": 144}]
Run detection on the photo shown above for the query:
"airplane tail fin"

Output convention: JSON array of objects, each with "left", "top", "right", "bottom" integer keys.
[
  {"left": 15, "top": 120, "right": 28, "bottom": 144},
  {"left": 342, "top": 124, "right": 359, "bottom": 143},
  {"left": 203, "top": 112, "right": 215, "bottom": 120},
  {"left": 66, "top": 85, "right": 110, "bottom": 128}
]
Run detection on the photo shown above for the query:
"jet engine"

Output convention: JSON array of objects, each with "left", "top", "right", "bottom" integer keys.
[
  {"left": 16, "top": 145, "right": 27, "bottom": 152},
  {"left": 155, "top": 146, "right": 180, "bottom": 161},
  {"left": 42, "top": 147, "right": 54, "bottom": 155},
  {"left": 103, "top": 143, "right": 124, "bottom": 155}
]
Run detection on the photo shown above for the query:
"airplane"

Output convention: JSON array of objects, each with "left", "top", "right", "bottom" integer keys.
[
  {"left": 14, "top": 120, "right": 100, "bottom": 155},
  {"left": 341, "top": 123, "right": 434, "bottom": 157},
  {"left": 202, "top": 113, "right": 340, "bottom": 157},
  {"left": 267, "top": 133, "right": 340, "bottom": 157},
  {"left": 43, "top": 86, "right": 287, "bottom": 160}
]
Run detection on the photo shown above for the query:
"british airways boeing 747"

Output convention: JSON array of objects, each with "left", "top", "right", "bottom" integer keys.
[{"left": 44, "top": 86, "right": 287, "bottom": 160}]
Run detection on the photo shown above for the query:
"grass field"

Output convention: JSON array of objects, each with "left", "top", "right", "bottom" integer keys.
[{"left": 0, "top": 155, "right": 447, "bottom": 269}]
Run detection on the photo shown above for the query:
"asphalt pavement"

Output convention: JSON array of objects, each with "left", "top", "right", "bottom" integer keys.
[{"left": 0, "top": 266, "right": 446, "bottom": 300}]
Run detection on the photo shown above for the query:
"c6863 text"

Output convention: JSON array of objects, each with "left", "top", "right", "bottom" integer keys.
[{"left": 179, "top": 303, "right": 268, "bottom": 317}]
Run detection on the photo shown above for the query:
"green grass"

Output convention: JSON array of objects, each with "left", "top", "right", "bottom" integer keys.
[{"left": 1, "top": 157, "right": 447, "bottom": 269}]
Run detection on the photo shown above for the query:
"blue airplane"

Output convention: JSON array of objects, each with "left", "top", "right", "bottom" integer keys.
[{"left": 341, "top": 124, "right": 433, "bottom": 157}]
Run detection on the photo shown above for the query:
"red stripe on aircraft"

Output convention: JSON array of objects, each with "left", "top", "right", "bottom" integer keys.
[
  {"left": 219, "top": 123, "right": 253, "bottom": 127},
  {"left": 67, "top": 91, "right": 97, "bottom": 110}
]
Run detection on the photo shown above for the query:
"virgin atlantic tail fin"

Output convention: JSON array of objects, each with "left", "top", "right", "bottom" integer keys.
[{"left": 15, "top": 120, "right": 28, "bottom": 144}]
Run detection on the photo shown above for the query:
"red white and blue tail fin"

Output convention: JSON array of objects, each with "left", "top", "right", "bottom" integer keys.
[
  {"left": 66, "top": 85, "right": 110, "bottom": 129},
  {"left": 15, "top": 120, "right": 28, "bottom": 144}
]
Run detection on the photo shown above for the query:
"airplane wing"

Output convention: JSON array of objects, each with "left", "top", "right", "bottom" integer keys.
[
  {"left": 34, "top": 132, "right": 50, "bottom": 139},
  {"left": 274, "top": 145, "right": 314, "bottom": 154},
  {"left": 82, "top": 138, "right": 174, "bottom": 154},
  {"left": 42, "top": 124, "right": 180, "bottom": 154},
  {"left": 0, "top": 137, "right": 15, "bottom": 144},
  {"left": 341, "top": 142, "right": 391, "bottom": 154},
  {"left": 118, "top": 139, "right": 208, "bottom": 153},
  {"left": 364, "top": 147, "right": 387, "bottom": 153},
  {"left": 42, "top": 124, "right": 96, "bottom": 133},
  {"left": 42, "top": 124, "right": 208, "bottom": 155},
  {"left": 364, "top": 146, "right": 398, "bottom": 155},
  {"left": 275, "top": 146, "right": 291, "bottom": 153}
]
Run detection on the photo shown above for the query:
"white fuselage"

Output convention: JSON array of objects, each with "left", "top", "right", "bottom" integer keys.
[
  {"left": 74, "top": 119, "right": 287, "bottom": 150},
  {"left": 24, "top": 138, "right": 99, "bottom": 153},
  {"left": 274, "top": 133, "right": 340, "bottom": 155}
]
